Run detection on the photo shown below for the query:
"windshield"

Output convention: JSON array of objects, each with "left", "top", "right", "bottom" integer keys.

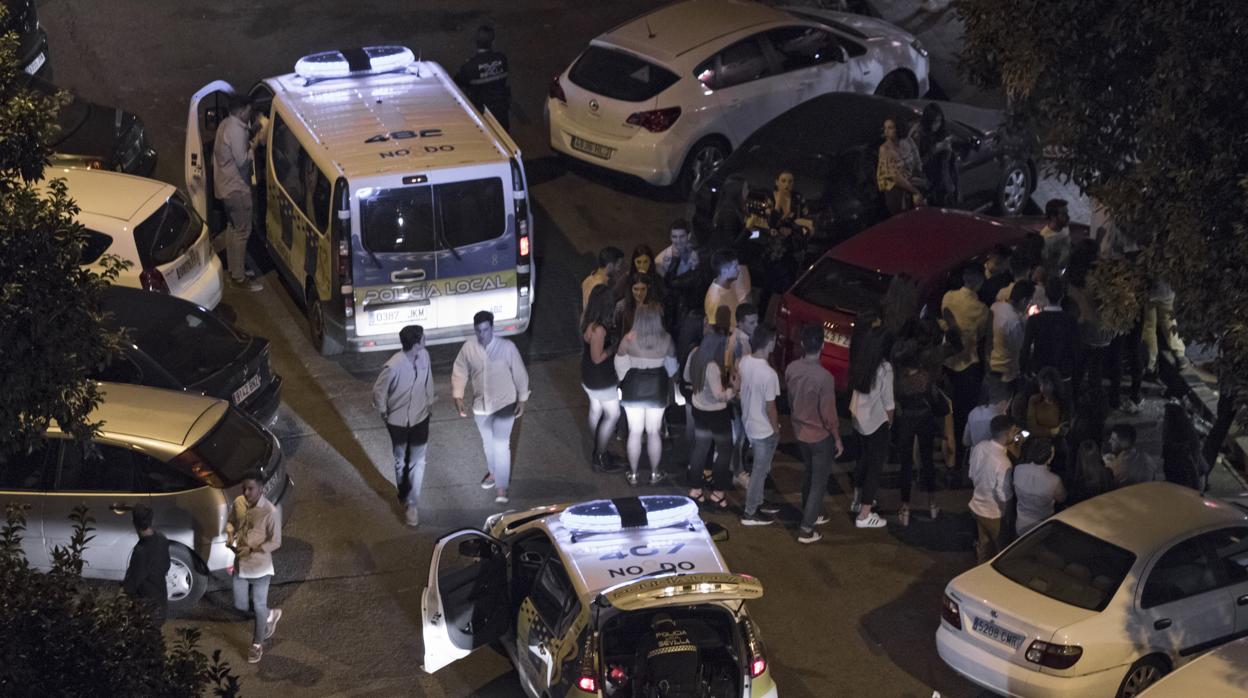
[
  {"left": 568, "top": 46, "right": 679, "bottom": 102},
  {"left": 112, "top": 299, "right": 246, "bottom": 385},
  {"left": 187, "top": 409, "right": 271, "bottom": 487},
  {"left": 133, "top": 192, "right": 202, "bottom": 267},
  {"left": 993, "top": 521, "right": 1136, "bottom": 612},
  {"left": 361, "top": 177, "right": 505, "bottom": 253},
  {"left": 791, "top": 256, "right": 891, "bottom": 314}
]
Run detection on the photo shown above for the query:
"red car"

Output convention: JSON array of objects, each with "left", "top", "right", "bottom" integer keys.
[{"left": 774, "top": 208, "right": 1032, "bottom": 389}]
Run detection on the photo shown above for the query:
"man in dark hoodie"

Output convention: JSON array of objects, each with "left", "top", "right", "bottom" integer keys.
[{"left": 122, "top": 504, "right": 171, "bottom": 626}]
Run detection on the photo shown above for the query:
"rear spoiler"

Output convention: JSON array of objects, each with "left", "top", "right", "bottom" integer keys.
[{"left": 599, "top": 572, "right": 764, "bottom": 612}]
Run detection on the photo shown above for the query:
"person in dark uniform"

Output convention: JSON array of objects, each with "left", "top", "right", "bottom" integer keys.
[
  {"left": 634, "top": 613, "right": 705, "bottom": 697},
  {"left": 121, "top": 504, "right": 171, "bottom": 626},
  {"left": 456, "top": 24, "right": 511, "bottom": 130}
]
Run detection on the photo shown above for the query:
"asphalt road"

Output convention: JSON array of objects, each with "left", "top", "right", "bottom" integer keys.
[{"left": 41, "top": 1, "right": 1004, "bottom": 695}]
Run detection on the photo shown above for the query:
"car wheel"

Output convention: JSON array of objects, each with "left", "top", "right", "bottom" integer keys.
[
  {"left": 1116, "top": 655, "right": 1169, "bottom": 698},
  {"left": 674, "top": 137, "right": 730, "bottom": 199},
  {"left": 308, "top": 288, "right": 344, "bottom": 356},
  {"left": 874, "top": 71, "right": 918, "bottom": 99},
  {"left": 996, "top": 160, "right": 1032, "bottom": 217},
  {"left": 167, "top": 545, "right": 207, "bottom": 615}
]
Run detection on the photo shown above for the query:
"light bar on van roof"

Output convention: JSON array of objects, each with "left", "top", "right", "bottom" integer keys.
[
  {"left": 560, "top": 495, "right": 699, "bottom": 534},
  {"left": 295, "top": 46, "right": 415, "bottom": 80}
]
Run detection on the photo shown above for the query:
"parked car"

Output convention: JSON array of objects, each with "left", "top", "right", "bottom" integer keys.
[
  {"left": 692, "top": 92, "right": 1036, "bottom": 248},
  {"left": 5, "top": 0, "right": 49, "bottom": 78},
  {"left": 44, "top": 167, "right": 224, "bottom": 309},
  {"left": 1138, "top": 635, "right": 1248, "bottom": 696},
  {"left": 422, "top": 495, "right": 776, "bottom": 697},
  {"left": 27, "top": 75, "right": 157, "bottom": 176},
  {"left": 0, "top": 382, "right": 293, "bottom": 613},
  {"left": 546, "top": 0, "right": 928, "bottom": 195},
  {"left": 96, "top": 286, "right": 282, "bottom": 425},
  {"left": 773, "top": 208, "right": 1030, "bottom": 388},
  {"left": 937, "top": 483, "right": 1248, "bottom": 698}
]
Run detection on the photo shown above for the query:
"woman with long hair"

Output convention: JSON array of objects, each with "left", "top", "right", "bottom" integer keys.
[
  {"left": 849, "top": 326, "right": 894, "bottom": 528},
  {"left": 581, "top": 284, "right": 623, "bottom": 473},
  {"left": 614, "top": 272, "right": 661, "bottom": 337},
  {"left": 616, "top": 305, "right": 679, "bottom": 485},
  {"left": 918, "top": 102, "right": 958, "bottom": 206},
  {"left": 1162, "top": 402, "right": 1203, "bottom": 490},
  {"left": 711, "top": 174, "right": 750, "bottom": 250},
  {"left": 683, "top": 326, "right": 734, "bottom": 509}
]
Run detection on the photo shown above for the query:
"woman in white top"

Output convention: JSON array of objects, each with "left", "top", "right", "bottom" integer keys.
[
  {"left": 848, "top": 327, "right": 894, "bottom": 529},
  {"left": 683, "top": 327, "right": 734, "bottom": 509},
  {"left": 615, "top": 305, "right": 679, "bottom": 485}
]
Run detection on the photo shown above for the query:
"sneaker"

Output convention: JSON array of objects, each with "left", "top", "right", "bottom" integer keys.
[
  {"left": 626, "top": 471, "right": 639, "bottom": 486},
  {"left": 758, "top": 501, "right": 782, "bottom": 516},
  {"left": 929, "top": 503, "right": 941, "bottom": 520},
  {"left": 248, "top": 643, "right": 263, "bottom": 664},
  {"left": 264, "top": 608, "right": 282, "bottom": 640},
  {"left": 593, "top": 452, "right": 625, "bottom": 474},
  {"left": 480, "top": 473, "right": 495, "bottom": 489},
  {"left": 849, "top": 492, "right": 861, "bottom": 513},
  {"left": 814, "top": 515, "right": 831, "bottom": 527},
  {"left": 230, "top": 277, "right": 263, "bottom": 292},
  {"left": 649, "top": 471, "right": 667, "bottom": 486},
  {"left": 404, "top": 506, "right": 420, "bottom": 527},
  {"left": 494, "top": 491, "right": 509, "bottom": 504},
  {"left": 740, "top": 511, "right": 775, "bottom": 527},
  {"left": 855, "top": 512, "right": 887, "bottom": 529},
  {"left": 797, "top": 529, "right": 822, "bottom": 544}
]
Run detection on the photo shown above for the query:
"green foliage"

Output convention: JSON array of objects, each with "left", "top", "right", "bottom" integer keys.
[
  {"left": 958, "top": 0, "right": 1248, "bottom": 393},
  {"left": 0, "top": 504, "right": 240, "bottom": 697},
  {"left": 0, "top": 5, "right": 127, "bottom": 457}
]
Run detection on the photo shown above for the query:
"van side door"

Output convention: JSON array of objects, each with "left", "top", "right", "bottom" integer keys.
[{"left": 185, "top": 81, "right": 237, "bottom": 240}]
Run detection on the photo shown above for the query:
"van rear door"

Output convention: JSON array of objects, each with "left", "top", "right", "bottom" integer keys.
[{"left": 352, "top": 182, "right": 440, "bottom": 337}]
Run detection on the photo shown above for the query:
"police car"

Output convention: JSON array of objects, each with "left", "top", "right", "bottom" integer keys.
[{"left": 423, "top": 495, "right": 778, "bottom": 697}]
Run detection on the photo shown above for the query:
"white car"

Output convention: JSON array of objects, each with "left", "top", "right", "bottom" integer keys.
[
  {"left": 422, "top": 495, "right": 777, "bottom": 697},
  {"left": 1137, "top": 635, "right": 1248, "bottom": 696},
  {"left": 47, "top": 167, "right": 223, "bottom": 309},
  {"left": 937, "top": 483, "right": 1248, "bottom": 698},
  {"left": 546, "top": 0, "right": 929, "bottom": 194}
]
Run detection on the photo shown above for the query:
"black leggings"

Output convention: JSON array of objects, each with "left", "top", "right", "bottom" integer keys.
[
  {"left": 688, "top": 407, "right": 733, "bottom": 491},
  {"left": 854, "top": 422, "right": 892, "bottom": 504},
  {"left": 894, "top": 413, "right": 937, "bottom": 503}
]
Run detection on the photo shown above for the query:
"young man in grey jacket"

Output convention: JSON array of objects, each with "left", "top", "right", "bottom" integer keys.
[{"left": 373, "top": 325, "right": 435, "bottom": 527}]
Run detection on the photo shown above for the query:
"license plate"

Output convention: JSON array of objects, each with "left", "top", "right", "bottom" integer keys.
[
  {"left": 570, "top": 136, "right": 613, "bottom": 160},
  {"left": 175, "top": 249, "right": 200, "bottom": 280},
  {"left": 823, "top": 328, "right": 850, "bottom": 348},
  {"left": 371, "top": 305, "right": 428, "bottom": 326},
  {"left": 232, "top": 374, "right": 262, "bottom": 405},
  {"left": 972, "top": 616, "right": 1025, "bottom": 649},
  {"left": 24, "top": 52, "right": 45, "bottom": 75}
]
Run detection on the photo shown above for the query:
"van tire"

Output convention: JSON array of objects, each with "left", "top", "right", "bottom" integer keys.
[
  {"left": 167, "top": 545, "right": 207, "bottom": 615},
  {"left": 308, "top": 287, "right": 344, "bottom": 356}
]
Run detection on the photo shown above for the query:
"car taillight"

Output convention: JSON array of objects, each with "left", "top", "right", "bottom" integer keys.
[
  {"left": 941, "top": 594, "right": 962, "bottom": 630},
  {"left": 741, "top": 617, "right": 767, "bottom": 678},
  {"left": 576, "top": 631, "right": 600, "bottom": 694},
  {"left": 626, "top": 106, "right": 681, "bottom": 133},
  {"left": 519, "top": 235, "right": 530, "bottom": 258},
  {"left": 338, "top": 238, "right": 354, "bottom": 318},
  {"left": 172, "top": 449, "right": 224, "bottom": 488},
  {"left": 548, "top": 74, "right": 566, "bottom": 103},
  {"left": 577, "top": 676, "right": 597, "bottom": 693},
  {"left": 1026, "top": 640, "right": 1083, "bottom": 669},
  {"left": 140, "top": 267, "right": 170, "bottom": 294}
]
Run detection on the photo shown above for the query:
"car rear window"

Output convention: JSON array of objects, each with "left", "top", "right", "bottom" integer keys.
[
  {"left": 791, "top": 256, "right": 891, "bottom": 314},
  {"left": 568, "top": 46, "right": 679, "bottom": 102},
  {"left": 993, "top": 521, "right": 1136, "bottom": 612},
  {"left": 361, "top": 178, "right": 505, "bottom": 253},
  {"left": 187, "top": 409, "right": 271, "bottom": 487},
  {"left": 132, "top": 193, "right": 202, "bottom": 267},
  {"left": 117, "top": 301, "right": 246, "bottom": 385}
]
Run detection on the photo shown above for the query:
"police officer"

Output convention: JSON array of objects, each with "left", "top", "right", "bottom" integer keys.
[{"left": 455, "top": 24, "right": 511, "bottom": 130}]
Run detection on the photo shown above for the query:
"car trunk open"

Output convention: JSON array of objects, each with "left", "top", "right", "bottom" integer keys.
[{"left": 597, "top": 604, "right": 744, "bottom": 698}]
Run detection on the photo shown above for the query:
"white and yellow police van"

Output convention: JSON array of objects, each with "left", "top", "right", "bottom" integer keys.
[
  {"left": 423, "top": 495, "right": 779, "bottom": 697},
  {"left": 186, "top": 46, "right": 534, "bottom": 354}
]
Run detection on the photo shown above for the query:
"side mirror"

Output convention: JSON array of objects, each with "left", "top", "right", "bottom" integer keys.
[{"left": 706, "top": 522, "right": 730, "bottom": 542}]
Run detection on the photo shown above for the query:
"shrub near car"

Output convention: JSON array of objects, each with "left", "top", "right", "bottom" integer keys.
[
  {"left": 774, "top": 208, "right": 1029, "bottom": 388},
  {"left": 96, "top": 286, "right": 283, "bottom": 425},
  {"left": 0, "top": 382, "right": 292, "bottom": 613},
  {"left": 423, "top": 495, "right": 777, "bottom": 697},
  {"left": 547, "top": 0, "right": 928, "bottom": 194},
  {"left": 937, "top": 483, "right": 1248, "bottom": 698}
]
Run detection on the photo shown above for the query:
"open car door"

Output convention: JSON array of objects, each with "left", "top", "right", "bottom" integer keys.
[
  {"left": 185, "top": 81, "right": 236, "bottom": 243},
  {"left": 422, "top": 528, "right": 511, "bottom": 673}
]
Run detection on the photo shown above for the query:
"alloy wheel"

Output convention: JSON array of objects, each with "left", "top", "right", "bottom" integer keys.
[
  {"left": 1001, "top": 168, "right": 1028, "bottom": 214},
  {"left": 166, "top": 558, "right": 193, "bottom": 601},
  {"left": 691, "top": 144, "right": 726, "bottom": 193},
  {"left": 1121, "top": 663, "right": 1162, "bottom": 697}
]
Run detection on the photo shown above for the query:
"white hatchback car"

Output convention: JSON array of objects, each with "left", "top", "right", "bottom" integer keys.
[
  {"left": 47, "top": 167, "right": 223, "bottom": 309},
  {"left": 937, "top": 483, "right": 1248, "bottom": 698},
  {"left": 546, "top": 0, "right": 928, "bottom": 194}
]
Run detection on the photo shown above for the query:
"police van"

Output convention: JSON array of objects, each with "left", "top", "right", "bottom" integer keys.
[
  {"left": 423, "top": 495, "right": 779, "bottom": 697},
  {"left": 185, "top": 46, "right": 534, "bottom": 354}
]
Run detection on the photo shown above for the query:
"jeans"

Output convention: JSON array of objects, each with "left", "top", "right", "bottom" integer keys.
[
  {"left": 853, "top": 422, "right": 891, "bottom": 507},
  {"left": 893, "top": 413, "right": 936, "bottom": 504},
  {"left": 474, "top": 405, "right": 517, "bottom": 490},
  {"left": 386, "top": 417, "right": 429, "bottom": 508},
  {"left": 232, "top": 573, "right": 271, "bottom": 645},
  {"left": 947, "top": 364, "right": 983, "bottom": 468},
  {"left": 222, "top": 191, "right": 253, "bottom": 282},
  {"left": 743, "top": 432, "right": 779, "bottom": 516},
  {"left": 798, "top": 435, "right": 837, "bottom": 531},
  {"left": 688, "top": 407, "right": 732, "bottom": 491},
  {"left": 730, "top": 406, "right": 746, "bottom": 475}
]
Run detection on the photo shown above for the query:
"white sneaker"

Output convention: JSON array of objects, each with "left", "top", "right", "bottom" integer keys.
[
  {"left": 855, "top": 512, "right": 887, "bottom": 529},
  {"left": 264, "top": 608, "right": 282, "bottom": 640},
  {"left": 404, "top": 506, "right": 419, "bottom": 527},
  {"left": 814, "top": 515, "right": 831, "bottom": 527},
  {"left": 495, "top": 492, "right": 510, "bottom": 504},
  {"left": 797, "top": 529, "right": 822, "bottom": 544}
]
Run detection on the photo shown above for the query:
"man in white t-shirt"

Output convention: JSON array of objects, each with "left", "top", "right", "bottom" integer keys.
[{"left": 737, "top": 326, "right": 781, "bottom": 526}]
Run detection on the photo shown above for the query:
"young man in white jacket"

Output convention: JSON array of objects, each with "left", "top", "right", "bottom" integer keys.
[{"left": 373, "top": 325, "right": 435, "bottom": 527}]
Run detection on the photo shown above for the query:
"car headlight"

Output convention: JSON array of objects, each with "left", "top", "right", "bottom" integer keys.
[{"left": 912, "top": 39, "right": 928, "bottom": 58}]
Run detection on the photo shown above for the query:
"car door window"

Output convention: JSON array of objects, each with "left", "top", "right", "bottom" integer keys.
[
  {"left": 0, "top": 441, "right": 51, "bottom": 490},
  {"left": 698, "top": 37, "right": 772, "bottom": 90},
  {"left": 531, "top": 558, "right": 574, "bottom": 630},
  {"left": 1205, "top": 527, "right": 1248, "bottom": 585},
  {"left": 141, "top": 456, "right": 203, "bottom": 494},
  {"left": 54, "top": 443, "right": 138, "bottom": 492},
  {"left": 1142, "top": 537, "right": 1220, "bottom": 608},
  {"left": 766, "top": 26, "right": 844, "bottom": 72}
]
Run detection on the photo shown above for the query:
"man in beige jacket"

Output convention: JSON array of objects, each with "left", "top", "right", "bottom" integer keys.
[{"left": 227, "top": 475, "right": 283, "bottom": 663}]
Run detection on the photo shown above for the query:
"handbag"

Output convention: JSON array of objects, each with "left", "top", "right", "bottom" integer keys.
[{"left": 621, "top": 367, "right": 670, "bottom": 406}]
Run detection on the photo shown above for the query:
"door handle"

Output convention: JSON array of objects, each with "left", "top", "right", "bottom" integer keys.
[
  {"left": 110, "top": 503, "right": 133, "bottom": 515},
  {"left": 1238, "top": 595, "right": 1248, "bottom": 606},
  {"left": 1154, "top": 618, "right": 1172, "bottom": 630}
]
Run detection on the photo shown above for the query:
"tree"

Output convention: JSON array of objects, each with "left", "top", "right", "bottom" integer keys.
[
  {"left": 0, "top": 505, "right": 240, "bottom": 696},
  {"left": 0, "top": 8, "right": 126, "bottom": 458},
  {"left": 957, "top": 0, "right": 1248, "bottom": 400}
]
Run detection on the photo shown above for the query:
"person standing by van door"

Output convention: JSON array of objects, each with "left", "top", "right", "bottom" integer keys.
[
  {"left": 373, "top": 325, "right": 435, "bottom": 527},
  {"left": 121, "top": 504, "right": 171, "bottom": 627},
  {"left": 214, "top": 94, "right": 263, "bottom": 292},
  {"left": 456, "top": 24, "right": 511, "bottom": 130},
  {"left": 453, "top": 311, "right": 530, "bottom": 504}
]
